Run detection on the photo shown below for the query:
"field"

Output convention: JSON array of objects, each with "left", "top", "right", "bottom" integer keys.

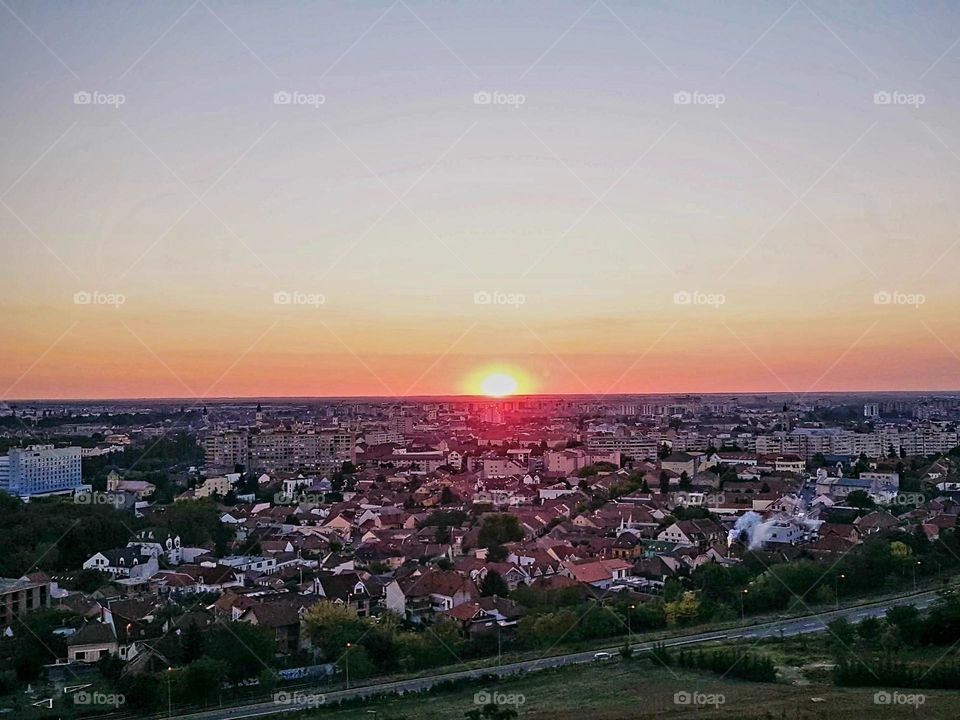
[{"left": 293, "top": 655, "right": 960, "bottom": 720}]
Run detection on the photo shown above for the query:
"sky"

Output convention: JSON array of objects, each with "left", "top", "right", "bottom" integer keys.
[{"left": 1, "top": 1, "right": 960, "bottom": 399}]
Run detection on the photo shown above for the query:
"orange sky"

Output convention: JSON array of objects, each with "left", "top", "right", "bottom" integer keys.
[{"left": 3, "top": 3, "right": 960, "bottom": 399}]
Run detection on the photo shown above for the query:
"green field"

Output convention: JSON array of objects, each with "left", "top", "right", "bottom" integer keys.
[{"left": 292, "top": 656, "right": 959, "bottom": 720}]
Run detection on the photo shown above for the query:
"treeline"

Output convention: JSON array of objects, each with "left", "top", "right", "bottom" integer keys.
[
  {"left": 688, "top": 529, "right": 960, "bottom": 621},
  {"left": 0, "top": 493, "right": 133, "bottom": 577},
  {"left": 650, "top": 643, "right": 777, "bottom": 682},
  {"left": 834, "top": 657, "right": 960, "bottom": 690}
]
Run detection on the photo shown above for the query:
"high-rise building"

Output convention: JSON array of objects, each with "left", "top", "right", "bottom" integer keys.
[{"left": 0, "top": 445, "right": 82, "bottom": 497}]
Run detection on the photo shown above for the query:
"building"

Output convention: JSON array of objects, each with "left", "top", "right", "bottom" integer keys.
[
  {"left": 204, "top": 429, "right": 357, "bottom": 472},
  {"left": 0, "top": 445, "right": 82, "bottom": 497},
  {"left": 0, "top": 575, "right": 51, "bottom": 627}
]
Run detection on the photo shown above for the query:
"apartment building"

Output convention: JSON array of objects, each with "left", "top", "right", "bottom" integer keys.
[{"left": 0, "top": 444, "right": 82, "bottom": 497}]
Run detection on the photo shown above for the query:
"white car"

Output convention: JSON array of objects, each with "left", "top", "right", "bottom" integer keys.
[{"left": 593, "top": 651, "right": 614, "bottom": 662}]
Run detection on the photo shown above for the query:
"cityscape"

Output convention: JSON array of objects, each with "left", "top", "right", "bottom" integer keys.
[{"left": 3, "top": 2, "right": 960, "bottom": 720}]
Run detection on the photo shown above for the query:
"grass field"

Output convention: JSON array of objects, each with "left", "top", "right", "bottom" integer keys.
[{"left": 292, "top": 655, "right": 959, "bottom": 720}]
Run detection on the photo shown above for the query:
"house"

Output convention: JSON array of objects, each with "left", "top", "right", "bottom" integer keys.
[
  {"left": 386, "top": 569, "right": 479, "bottom": 623},
  {"left": 83, "top": 549, "right": 159, "bottom": 580},
  {"left": 67, "top": 622, "right": 119, "bottom": 663},
  {"left": 562, "top": 558, "right": 632, "bottom": 589},
  {"left": 311, "top": 572, "right": 381, "bottom": 617},
  {"left": 128, "top": 528, "right": 183, "bottom": 565},
  {"left": 240, "top": 601, "right": 304, "bottom": 654},
  {"left": 167, "top": 564, "right": 244, "bottom": 593},
  {"left": 660, "top": 452, "right": 701, "bottom": 477},
  {"left": 657, "top": 519, "right": 726, "bottom": 549}
]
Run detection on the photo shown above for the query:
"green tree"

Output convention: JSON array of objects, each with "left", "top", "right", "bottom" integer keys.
[{"left": 480, "top": 570, "right": 509, "bottom": 597}]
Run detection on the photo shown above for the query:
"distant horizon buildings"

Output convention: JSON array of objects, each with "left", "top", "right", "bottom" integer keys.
[{"left": 0, "top": 444, "right": 82, "bottom": 497}]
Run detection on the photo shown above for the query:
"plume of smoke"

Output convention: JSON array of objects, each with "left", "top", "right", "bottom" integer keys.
[
  {"left": 729, "top": 512, "right": 820, "bottom": 550},
  {"left": 727, "top": 511, "right": 761, "bottom": 547}
]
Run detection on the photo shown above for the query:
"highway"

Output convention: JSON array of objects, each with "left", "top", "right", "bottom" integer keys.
[{"left": 167, "top": 588, "right": 944, "bottom": 720}]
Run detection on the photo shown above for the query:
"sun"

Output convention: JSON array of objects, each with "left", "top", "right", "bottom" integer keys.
[{"left": 479, "top": 372, "right": 519, "bottom": 398}]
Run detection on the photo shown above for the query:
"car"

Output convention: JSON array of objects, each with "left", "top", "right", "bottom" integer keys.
[{"left": 593, "top": 651, "right": 614, "bottom": 662}]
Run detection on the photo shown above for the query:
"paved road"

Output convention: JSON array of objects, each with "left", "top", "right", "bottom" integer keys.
[{"left": 171, "top": 588, "right": 944, "bottom": 720}]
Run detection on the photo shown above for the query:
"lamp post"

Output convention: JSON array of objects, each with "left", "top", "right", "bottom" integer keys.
[
  {"left": 835, "top": 573, "right": 845, "bottom": 609},
  {"left": 628, "top": 604, "right": 635, "bottom": 646},
  {"left": 345, "top": 643, "right": 351, "bottom": 690},
  {"left": 167, "top": 666, "right": 172, "bottom": 719},
  {"left": 914, "top": 560, "right": 921, "bottom": 592},
  {"left": 740, "top": 589, "right": 748, "bottom": 621}
]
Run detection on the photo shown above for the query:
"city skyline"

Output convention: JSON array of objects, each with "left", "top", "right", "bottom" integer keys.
[{"left": 3, "top": 1, "right": 960, "bottom": 399}]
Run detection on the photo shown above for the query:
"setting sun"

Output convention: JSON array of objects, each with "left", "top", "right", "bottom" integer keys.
[{"left": 479, "top": 372, "right": 519, "bottom": 397}]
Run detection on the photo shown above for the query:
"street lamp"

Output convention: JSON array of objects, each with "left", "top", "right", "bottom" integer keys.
[
  {"left": 740, "top": 589, "right": 748, "bottom": 621},
  {"left": 166, "top": 667, "right": 172, "bottom": 719},
  {"left": 628, "top": 604, "right": 635, "bottom": 646},
  {"left": 914, "top": 560, "right": 921, "bottom": 592},
  {"left": 835, "top": 574, "right": 845, "bottom": 609},
  {"left": 345, "top": 643, "right": 351, "bottom": 690}
]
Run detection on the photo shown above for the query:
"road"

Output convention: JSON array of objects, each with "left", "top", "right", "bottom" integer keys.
[{"left": 168, "top": 588, "right": 943, "bottom": 720}]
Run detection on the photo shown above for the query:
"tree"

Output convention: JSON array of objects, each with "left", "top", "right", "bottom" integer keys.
[
  {"left": 478, "top": 515, "right": 523, "bottom": 548},
  {"left": 659, "top": 471, "right": 670, "bottom": 494},
  {"left": 480, "top": 570, "right": 509, "bottom": 597},
  {"left": 827, "top": 618, "right": 856, "bottom": 648},
  {"left": 178, "top": 657, "right": 227, "bottom": 704},
  {"left": 303, "top": 602, "right": 368, "bottom": 662},
  {"left": 857, "top": 617, "right": 882, "bottom": 644},
  {"left": 205, "top": 622, "right": 275, "bottom": 683},
  {"left": 181, "top": 621, "right": 206, "bottom": 663}
]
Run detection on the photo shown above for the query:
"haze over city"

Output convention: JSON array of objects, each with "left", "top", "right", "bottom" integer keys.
[{"left": 3, "top": 1, "right": 960, "bottom": 399}]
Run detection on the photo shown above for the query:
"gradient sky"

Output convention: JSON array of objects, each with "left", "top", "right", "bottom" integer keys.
[{"left": 2, "top": 1, "right": 960, "bottom": 399}]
